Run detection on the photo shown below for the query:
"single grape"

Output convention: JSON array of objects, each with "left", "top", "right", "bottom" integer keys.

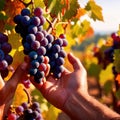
[
  {"left": 46, "top": 34, "right": 54, "bottom": 43},
  {"left": 29, "top": 68, "right": 38, "bottom": 76},
  {"left": 34, "top": 7, "right": 43, "bottom": 16},
  {"left": 31, "top": 40, "right": 40, "bottom": 50},
  {"left": 28, "top": 25, "right": 38, "bottom": 34},
  {"left": 1, "top": 42, "right": 12, "bottom": 54},
  {"left": 37, "top": 46, "right": 46, "bottom": 55},
  {"left": 56, "top": 57, "right": 64, "bottom": 66},
  {"left": 40, "top": 38, "right": 48, "bottom": 46},
  {"left": 31, "top": 16, "right": 41, "bottom": 26},
  {"left": 36, "top": 31, "right": 44, "bottom": 42},
  {"left": 52, "top": 44, "right": 61, "bottom": 53},
  {"left": 15, "top": 105, "right": 24, "bottom": 114},
  {"left": 4, "top": 55, "right": 13, "bottom": 65},
  {"left": 26, "top": 34, "right": 36, "bottom": 43},
  {"left": 39, "top": 16, "right": 46, "bottom": 25},
  {"left": 39, "top": 63, "right": 47, "bottom": 71},
  {"left": 29, "top": 51, "right": 38, "bottom": 60},
  {"left": 21, "top": 15, "right": 31, "bottom": 26},
  {"left": 31, "top": 60, "right": 40, "bottom": 68},
  {"left": 21, "top": 8, "right": 30, "bottom": 16}
]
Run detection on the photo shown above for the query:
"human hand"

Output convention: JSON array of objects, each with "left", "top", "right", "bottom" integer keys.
[
  {"left": 0, "top": 62, "right": 28, "bottom": 120},
  {"left": 31, "top": 53, "right": 88, "bottom": 110}
]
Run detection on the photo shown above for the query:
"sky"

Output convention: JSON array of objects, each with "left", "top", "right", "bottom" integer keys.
[{"left": 78, "top": 0, "right": 120, "bottom": 34}]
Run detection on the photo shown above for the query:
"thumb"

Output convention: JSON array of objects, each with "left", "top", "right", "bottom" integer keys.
[{"left": 68, "top": 53, "right": 83, "bottom": 71}]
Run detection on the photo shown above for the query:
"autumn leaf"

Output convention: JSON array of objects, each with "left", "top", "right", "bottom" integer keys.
[
  {"left": 85, "top": 0, "right": 103, "bottom": 21},
  {"left": 63, "top": 0, "right": 80, "bottom": 20}
]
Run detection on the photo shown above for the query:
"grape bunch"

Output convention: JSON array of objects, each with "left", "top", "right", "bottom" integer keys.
[
  {"left": 14, "top": 7, "right": 68, "bottom": 84},
  {"left": 7, "top": 101, "right": 44, "bottom": 120},
  {"left": 0, "top": 33, "right": 13, "bottom": 78}
]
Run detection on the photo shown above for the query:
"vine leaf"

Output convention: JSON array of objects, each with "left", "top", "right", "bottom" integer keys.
[
  {"left": 63, "top": 0, "right": 80, "bottom": 20},
  {"left": 85, "top": 0, "right": 103, "bottom": 21}
]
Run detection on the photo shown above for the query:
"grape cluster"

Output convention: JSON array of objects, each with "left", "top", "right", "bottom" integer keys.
[
  {"left": 7, "top": 101, "right": 43, "bottom": 120},
  {"left": 14, "top": 7, "right": 68, "bottom": 84},
  {"left": 0, "top": 33, "right": 13, "bottom": 78},
  {"left": 94, "top": 32, "right": 120, "bottom": 73}
]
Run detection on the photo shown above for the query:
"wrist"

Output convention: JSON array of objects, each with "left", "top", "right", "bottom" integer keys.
[{"left": 62, "top": 91, "right": 120, "bottom": 120}]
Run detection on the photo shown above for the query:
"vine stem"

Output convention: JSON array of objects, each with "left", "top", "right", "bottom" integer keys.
[
  {"left": 46, "top": 18, "right": 58, "bottom": 34},
  {"left": 19, "top": 0, "right": 33, "bottom": 7},
  {"left": 23, "top": 88, "right": 32, "bottom": 105}
]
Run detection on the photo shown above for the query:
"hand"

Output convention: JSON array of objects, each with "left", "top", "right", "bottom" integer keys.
[
  {"left": 31, "top": 53, "right": 88, "bottom": 110},
  {"left": 0, "top": 62, "right": 28, "bottom": 119}
]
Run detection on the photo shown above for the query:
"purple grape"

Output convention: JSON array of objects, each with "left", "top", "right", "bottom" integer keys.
[
  {"left": 35, "top": 31, "right": 44, "bottom": 42},
  {"left": 29, "top": 51, "right": 38, "bottom": 59},
  {"left": 15, "top": 105, "right": 24, "bottom": 113},
  {"left": 21, "top": 15, "right": 31, "bottom": 26},
  {"left": 0, "top": 33, "right": 8, "bottom": 43},
  {"left": 31, "top": 40, "right": 40, "bottom": 50},
  {"left": 32, "top": 102, "right": 40, "bottom": 109},
  {"left": 54, "top": 38, "right": 63, "bottom": 46},
  {"left": 29, "top": 68, "right": 37, "bottom": 75},
  {"left": 1, "top": 42, "right": 12, "bottom": 54},
  {"left": 28, "top": 25, "right": 38, "bottom": 34},
  {"left": 37, "top": 25, "right": 43, "bottom": 31},
  {"left": 46, "top": 34, "right": 54, "bottom": 43},
  {"left": 41, "top": 30, "right": 47, "bottom": 37},
  {"left": 39, "top": 16, "right": 46, "bottom": 25},
  {"left": 0, "top": 60, "right": 8, "bottom": 70},
  {"left": 34, "top": 7, "right": 43, "bottom": 16},
  {"left": 31, "top": 60, "right": 40, "bottom": 68},
  {"left": 37, "top": 55, "right": 44, "bottom": 63},
  {"left": 34, "top": 70, "right": 44, "bottom": 79},
  {"left": 56, "top": 57, "right": 64, "bottom": 65},
  {"left": 26, "top": 34, "right": 36, "bottom": 43},
  {"left": 32, "top": 111, "right": 39, "bottom": 118},
  {"left": 0, "top": 68, "right": 9, "bottom": 78},
  {"left": 13, "top": 14, "right": 22, "bottom": 24},
  {"left": 21, "top": 8, "right": 30, "bottom": 16},
  {"left": 40, "top": 38, "right": 48, "bottom": 46},
  {"left": 58, "top": 50, "right": 66, "bottom": 58},
  {"left": 55, "top": 65, "right": 64, "bottom": 73},
  {"left": 52, "top": 44, "right": 61, "bottom": 53},
  {"left": 37, "top": 46, "right": 46, "bottom": 55},
  {"left": 21, "top": 102, "right": 28, "bottom": 109},
  {"left": 62, "top": 39, "right": 68, "bottom": 47},
  {"left": 4, "top": 55, "right": 13, "bottom": 65},
  {"left": 31, "top": 16, "right": 41, "bottom": 26}
]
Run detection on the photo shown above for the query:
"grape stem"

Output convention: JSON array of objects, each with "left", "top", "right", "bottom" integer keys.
[
  {"left": 46, "top": 18, "right": 58, "bottom": 34},
  {"left": 23, "top": 88, "right": 32, "bottom": 105},
  {"left": 19, "top": 0, "right": 34, "bottom": 7}
]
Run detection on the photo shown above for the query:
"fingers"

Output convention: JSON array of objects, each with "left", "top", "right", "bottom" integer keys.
[
  {"left": 6, "top": 61, "right": 29, "bottom": 91},
  {"left": 0, "top": 74, "right": 5, "bottom": 90},
  {"left": 67, "top": 53, "right": 84, "bottom": 71}
]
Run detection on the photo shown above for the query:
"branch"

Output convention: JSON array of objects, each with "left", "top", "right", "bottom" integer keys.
[
  {"left": 46, "top": 18, "right": 58, "bottom": 34},
  {"left": 19, "top": 0, "right": 33, "bottom": 7}
]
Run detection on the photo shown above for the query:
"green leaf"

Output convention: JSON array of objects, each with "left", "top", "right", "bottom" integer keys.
[
  {"left": 88, "top": 63, "right": 101, "bottom": 78},
  {"left": 63, "top": 0, "right": 80, "bottom": 20},
  {"left": 103, "top": 80, "right": 113, "bottom": 95},
  {"left": 85, "top": 0, "right": 103, "bottom": 21},
  {"left": 44, "top": 0, "right": 64, "bottom": 17}
]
